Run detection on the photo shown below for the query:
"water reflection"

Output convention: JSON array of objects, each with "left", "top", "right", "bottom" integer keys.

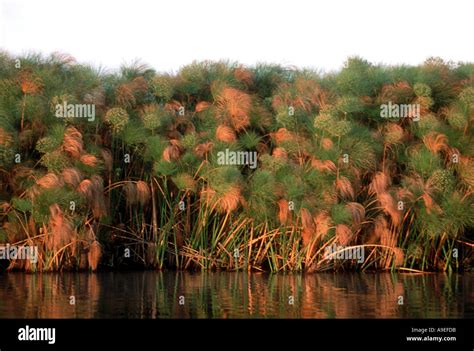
[{"left": 0, "top": 272, "right": 471, "bottom": 318}]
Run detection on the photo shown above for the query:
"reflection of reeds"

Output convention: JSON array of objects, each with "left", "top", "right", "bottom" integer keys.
[
  {"left": 1, "top": 272, "right": 468, "bottom": 318},
  {"left": 0, "top": 273, "right": 101, "bottom": 318}
]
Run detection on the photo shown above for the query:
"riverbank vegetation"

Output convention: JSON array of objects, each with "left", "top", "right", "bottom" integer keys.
[{"left": 0, "top": 52, "right": 472, "bottom": 272}]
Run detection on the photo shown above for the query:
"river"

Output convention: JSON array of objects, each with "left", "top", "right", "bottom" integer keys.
[{"left": 0, "top": 272, "right": 472, "bottom": 318}]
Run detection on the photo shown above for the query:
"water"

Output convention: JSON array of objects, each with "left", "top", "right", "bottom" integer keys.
[{"left": 0, "top": 272, "right": 472, "bottom": 318}]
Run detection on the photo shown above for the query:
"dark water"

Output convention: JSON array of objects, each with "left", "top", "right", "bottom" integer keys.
[{"left": 0, "top": 272, "right": 472, "bottom": 318}]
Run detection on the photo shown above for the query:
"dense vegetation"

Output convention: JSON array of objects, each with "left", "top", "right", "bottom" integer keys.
[{"left": 0, "top": 52, "right": 472, "bottom": 272}]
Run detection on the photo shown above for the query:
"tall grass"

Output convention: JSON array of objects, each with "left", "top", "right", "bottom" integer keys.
[{"left": 0, "top": 52, "right": 472, "bottom": 272}]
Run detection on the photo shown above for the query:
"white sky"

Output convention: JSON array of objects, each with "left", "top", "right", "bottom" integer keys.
[{"left": 0, "top": 0, "right": 473, "bottom": 73}]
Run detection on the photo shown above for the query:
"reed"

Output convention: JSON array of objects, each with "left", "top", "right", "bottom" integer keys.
[{"left": 0, "top": 52, "right": 472, "bottom": 272}]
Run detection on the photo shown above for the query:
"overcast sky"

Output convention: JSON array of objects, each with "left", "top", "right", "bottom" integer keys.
[{"left": 1, "top": 0, "right": 473, "bottom": 73}]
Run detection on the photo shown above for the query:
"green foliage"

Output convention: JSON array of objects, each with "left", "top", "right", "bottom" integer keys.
[
  {"left": 428, "top": 170, "right": 455, "bottom": 193},
  {"left": 180, "top": 152, "right": 201, "bottom": 170},
  {"left": 40, "top": 151, "right": 69, "bottom": 173},
  {"left": 336, "top": 57, "right": 380, "bottom": 97},
  {"left": 32, "top": 188, "right": 80, "bottom": 223},
  {"left": 172, "top": 173, "right": 196, "bottom": 192},
  {"left": 251, "top": 64, "right": 293, "bottom": 98},
  {"left": 105, "top": 107, "right": 129, "bottom": 133},
  {"left": 406, "top": 146, "right": 442, "bottom": 179},
  {"left": 275, "top": 108, "right": 295, "bottom": 128},
  {"left": 249, "top": 170, "right": 276, "bottom": 202},
  {"left": 416, "top": 57, "right": 457, "bottom": 109},
  {"left": 154, "top": 160, "right": 177, "bottom": 176},
  {"left": 446, "top": 109, "right": 466, "bottom": 130},
  {"left": 413, "top": 83, "right": 432, "bottom": 97},
  {"left": 141, "top": 104, "right": 163, "bottom": 130},
  {"left": 208, "top": 166, "right": 241, "bottom": 193},
  {"left": 152, "top": 74, "right": 174, "bottom": 101},
  {"left": 181, "top": 133, "right": 197, "bottom": 150},
  {"left": 459, "top": 86, "right": 474, "bottom": 107},
  {"left": 1, "top": 51, "right": 472, "bottom": 272},
  {"left": 260, "top": 154, "right": 287, "bottom": 172},
  {"left": 144, "top": 135, "right": 167, "bottom": 162},
  {"left": 341, "top": 124, "right": 381, "bottom": 171},
  {"left": 12, "top": 197, "right": 33, "bottom": 213},
  {"left": 336, "top": 96, "right": 365, "bottom": 114},
  {"left": 36, "top": 124, "right": 65, "bottom": 154},
  {"left": 440, "top": 193, "right": 474, "bottom": 238},
  {"left": 413, "top": 113, "right": 442, "bottom": 138},
  {"left": 314, "top": 112, "right": 351, "bottom": 137},
  {"left": 120, "top": 120, "right": 148, "bottom": 147},
  {"left": 238, "top": 131, "right": 261, "bottom": 150},
  {"left": 331, "top": 203, "right": 352, "bottom": 225}
]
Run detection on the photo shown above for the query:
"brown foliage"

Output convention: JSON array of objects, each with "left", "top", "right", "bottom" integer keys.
[
  {"left": 90, "top": 175, "right": 106, "bottom": 219},
  {"left": 301, "top": 208, "right": 315, "bottom": 246},
  {"left": 216, "top": 125, "right": 236, "bottom": 143},
  {"left": 116, "top": 84, "right": 135, "bottom": 107},
  {"left": 115, "top": 77, "right": 148, "bottom": 107},
  {"left": 422, "top": 193, "right": 442, "bottom": 214},
  {"left": 216, "top": 87, "right": 251, "bottom": 130},
  {"left": 335, "top": 176, "right": 355, "bottom": 200},
  {"left": 234, "top": 67, "right": 253, "bottom": 85},
  {"left": 100, "top": 149, "right": 113, "bottom": 173},
  {"left": 271, "top": 128, "right": 295, "bottom": 144},
  {"left": 202, "top": 185, "right": 242, "bottom": 213},
  {"left": 195, "top": 101, "right": 211, "bottom": 113},
  {"left": 19, "top": 71, "right": 43, "bottom": 94},
  {"left": 272, "top": 147, "right": 288, "bottom": 159},
  {"left": 336, "top": 224, "right": 353, "bottom": 246},
  {"left": 383, "top": 123, "right": 404, "bottom": 145},
  {"left": 80, "top": 154, "right": 98, "bottom": 167},
  {"left": 392, "top": 247, "right": 405, "bottom": 267},
  {"left": 37, "top": 173, "right": 62, "bottom": 189},
  {"left": 273, "top": 78, "right": 327, "bottom": 112},
  {"left": 62, "top": 168, "right": 82, "bottom": 187},
  {"left": 311, "top": 158, "right": 336, "bottom": 173},
  {"left": 314, "top": 211, "right": 331, "bottom": 241},
  {"left": 346, "top": 202, "right": 365, "bottom": 228},
  {"left": 63, "top": 126, "right": 83, "bottom": 159},
  {"left": 77, "top": 179, "right": 94, "bottom": 199},
  {"left": 321, "top": 138, "right": 333, "bottom": 150},
  {"left": 77, "top": 177, "right": 106, "bottom": 219},
  {"left": 164, "top": 100, "right": 183, "bottom": 113},
  {"left": 218, "top": 186, "right": 242, "bottom": 213},
  {"left": 88, "top": 240, "right": 102, "bottom": 271},
  {"left": 380, "top": 81, "right": 413, "bottom": 103},
  {"left": 374, "top": 216, "right": 392, "bottom": 246},
  {"left": 378, "top": 192, "right": 401, "bottom": 226},
  {"left": 136, "top": 181, "right": 151, "bottom": 206},
  {"left": 123, "top": 182, "right": 138, "bottom": 206},
  {"left": 369, "top": 171, "right": 391, "bottom": 196},
  {"left": 0, "top": 128, "right": 13, "bottom": 146},
  {"left": 423, "top": 132, "right": 448, "bottom": 154},
  {"left": 47, "top": 204, "right": 74, "bottom": 251},
  {"left": 277, "top": 199, "right": 289, "bottom": 225},
  {"left": 194, "top": 141, "right": 213, "bottom": 158},
  {"left": 163, "top": 142, "right": 181, "bottom": 162}
]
